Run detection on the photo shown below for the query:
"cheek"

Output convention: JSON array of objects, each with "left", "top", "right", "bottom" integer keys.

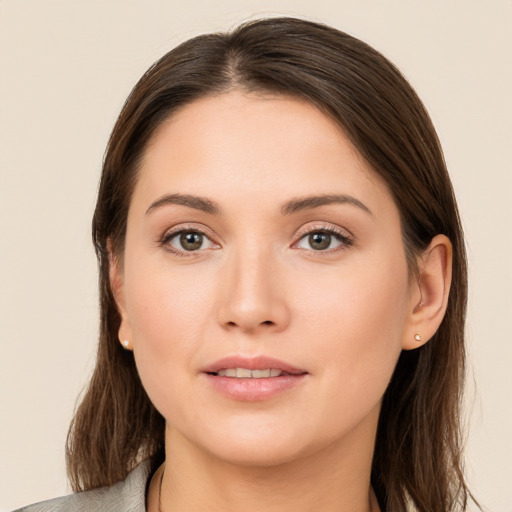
[
  {"left": 125, "top": 255, "right": 214, "bottom": 344},
  {"left": 296, "top": 254, "right": 410, "bottom": 421},
  {"left": 123, "top": 258, "right": 217, "bottom": 415}
]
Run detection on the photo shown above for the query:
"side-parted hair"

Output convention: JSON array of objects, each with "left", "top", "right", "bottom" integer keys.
[{"left": 67, "top": 17, "right": 477, "bottom": 511}]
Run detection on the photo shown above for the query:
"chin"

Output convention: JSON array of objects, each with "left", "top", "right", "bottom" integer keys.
[
  {"left": 173, "top": 413, "right": 312, "bottom": 468},
  {"left": 208, "top": 437, "right": 310, "bottom": 468},
  {"left": 191, "top": 414, "right": 346, "bottom": 470}
]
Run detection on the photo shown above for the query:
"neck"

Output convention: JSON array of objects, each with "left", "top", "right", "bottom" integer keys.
[{"left": 151, "top": 416, "right": 380, "bottom": 512}]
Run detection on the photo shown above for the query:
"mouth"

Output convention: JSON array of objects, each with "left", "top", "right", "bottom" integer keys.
[
  {"left": 202, "top": 355, "right": 308, "bottom": 377},
  {"left": 202, "top": 356, "right": 308, "bottom": 401},
  {"left": 208, "top": 368, "right": 305, "bottom": 378}
]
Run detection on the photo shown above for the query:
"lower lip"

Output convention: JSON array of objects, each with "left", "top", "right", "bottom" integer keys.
[{"left": 203, "top": 373, "right": 307, "bottom": 401}]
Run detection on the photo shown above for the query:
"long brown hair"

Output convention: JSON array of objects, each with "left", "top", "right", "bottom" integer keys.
[{"left": 67, "top": 17, "right": 477, "bottom": 511}]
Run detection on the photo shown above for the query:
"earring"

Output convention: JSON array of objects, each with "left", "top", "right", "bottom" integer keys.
[
  {"left": 414, "top": 334, "right": 422, "bottom": 342},
  {"left": 121, "top": 340, "right": 130, "bottom": 349}
]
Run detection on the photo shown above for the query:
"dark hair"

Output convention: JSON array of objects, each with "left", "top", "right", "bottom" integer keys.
[{"left": 67, "top": 17, "right": 477, "bottom": 511}]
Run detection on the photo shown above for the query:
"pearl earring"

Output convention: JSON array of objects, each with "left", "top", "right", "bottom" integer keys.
[
  {"left": 414, "top": 334, "right": 422, "bottom": 342},
  {"left": 121, "top": 340, "right": 130, "bottom": 349}
]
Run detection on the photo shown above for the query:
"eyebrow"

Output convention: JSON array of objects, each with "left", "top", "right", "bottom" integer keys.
[
  {"left": 281, "top": 194, "right": 372, "bottom": 216},
  {"left": 146, "top": 194, "right": 221, "bottom": 215},
  {"left": 145, "top": 193, "right": 372, "bottom": 216}
]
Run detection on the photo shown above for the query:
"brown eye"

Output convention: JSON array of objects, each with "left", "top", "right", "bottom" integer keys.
[
  {"left": 295, "top": 228, "right": 351, "bottom": 252},
  {"left": 164, "top": 230, "right": 216, "bottom": 253},
  {"left": 180, "top": 232, "right": 204, "bottom": 251},
  {"left": 308, "top": 232, "right": 331, "bottom": 250}
]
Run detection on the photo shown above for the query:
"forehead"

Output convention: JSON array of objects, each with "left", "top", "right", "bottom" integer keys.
[{"left": 133, "top": 91, "right": 393, "bottom": 216}]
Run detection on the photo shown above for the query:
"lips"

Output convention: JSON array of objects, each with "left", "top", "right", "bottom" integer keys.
[
  {"left": 201, "top": 355, "right": 308, "bottom": 401},
  {"left": 216, "top": 368, "right": 285, "bottom": 378},
  {"left": 202, "top": 355, "right": 307, "bottom": 376}
]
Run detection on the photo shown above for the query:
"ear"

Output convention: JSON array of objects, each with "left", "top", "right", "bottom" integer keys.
[
  {"left": 402, "top": 234, "right": 453, "bottom": 350},
  {"left": 108, "top": 239, "right": 134, "bottom": 351}
]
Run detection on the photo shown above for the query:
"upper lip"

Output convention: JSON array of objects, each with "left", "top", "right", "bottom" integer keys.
[{"left": 202, "top": 355, "right": 308, "bottom": 375}]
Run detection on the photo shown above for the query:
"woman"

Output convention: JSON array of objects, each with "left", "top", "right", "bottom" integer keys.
[{"left": 16, "top": 17, "right": 478, "bottom": 512}]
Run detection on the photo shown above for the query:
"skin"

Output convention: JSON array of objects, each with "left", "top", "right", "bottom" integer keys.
[{"left": 112, "top": 91, "right": 452, "bottom": 512}]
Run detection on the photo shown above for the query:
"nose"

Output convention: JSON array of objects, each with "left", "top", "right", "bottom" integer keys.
[{"left": 216, "top": 246, "right": 290, "bottom": 334}]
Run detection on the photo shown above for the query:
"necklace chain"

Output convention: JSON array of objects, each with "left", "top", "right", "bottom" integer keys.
[{"left": 157, "top": 463, "right": 165, "bottom": 512}]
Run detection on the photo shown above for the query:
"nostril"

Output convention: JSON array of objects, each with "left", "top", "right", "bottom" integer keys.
[{"left": 223, "top": 319, "right": 275, "bottom": 330}]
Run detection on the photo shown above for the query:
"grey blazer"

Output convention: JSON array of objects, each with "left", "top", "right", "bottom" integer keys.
[{"left": 12, "top": 460, "right": 152, "bottom": 512}]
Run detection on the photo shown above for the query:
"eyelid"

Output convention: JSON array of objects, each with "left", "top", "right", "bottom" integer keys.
[
  {"left": 159, "top": 223, "right": 220, "bottom": 256},
  {"left": 292, "top": 223, "right": 354, "bottom": 252},
  {"left": 294, "top": 222, "right": 352, "bottom": 239},
  {"left": 157, "top": 222, "right": 353, "bottom": 256}
]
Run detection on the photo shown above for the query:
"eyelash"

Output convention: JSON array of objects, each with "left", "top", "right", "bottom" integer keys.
[
  {"left": 293, "top": 225, "right": 353, "bottom": 254},
  {"left": 159, "top": 224, "right": 353, "bottom": 257},
  {"left": 159, "top": 225, "right": 217, "bottom": 258}
]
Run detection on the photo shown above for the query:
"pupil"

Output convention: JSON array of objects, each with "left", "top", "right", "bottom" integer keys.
[
  {"left": 309, "top": 232, "right": 331, "bottom": 250},
  {"left": 180, "top": 232, "right": 202, "bottom": 250}
]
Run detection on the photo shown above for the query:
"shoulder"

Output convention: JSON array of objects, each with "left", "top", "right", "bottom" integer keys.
[{"left": 12, "top": 459, "right": 152, "bottom": 512}]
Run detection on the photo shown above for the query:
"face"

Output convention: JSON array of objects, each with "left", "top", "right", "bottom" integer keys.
[{"left": 115, "top": 91, "right": 417, "bottom": 467}]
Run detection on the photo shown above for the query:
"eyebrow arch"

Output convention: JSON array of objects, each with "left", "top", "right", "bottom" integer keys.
[
  {"left": 146, "top": 193, "right": 221, "bottom": 215},
  {"left": 281, "top": 194, "right": 372, "bottom": 216}
]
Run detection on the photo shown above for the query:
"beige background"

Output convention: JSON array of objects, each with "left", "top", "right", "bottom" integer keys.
[{"left": 1, "top": 1, "right": 511, "bottom": 510}]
